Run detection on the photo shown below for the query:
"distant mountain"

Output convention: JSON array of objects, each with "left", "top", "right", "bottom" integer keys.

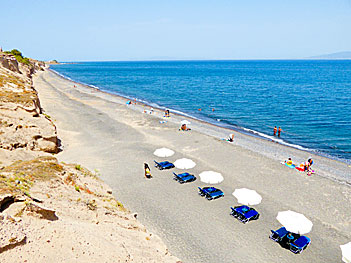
[{"left": 309, "top": 51, "right": 351, "bottom": 59}]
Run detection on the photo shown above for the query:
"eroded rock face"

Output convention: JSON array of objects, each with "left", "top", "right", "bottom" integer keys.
[
  {"left": 0, "top": 54, "right": 20, "bottom": 74},
  {"left": 0, "top": 56, "right": 58, "bottom": 154},
  {"left": 0, "top": 109, "right": 58, "bottom": 153},
  {"left": 0, "top": 215, "right": 26, "bottom": 252},
  {"left": 25, "top": 203, "right": 58, "bottom": 221}
]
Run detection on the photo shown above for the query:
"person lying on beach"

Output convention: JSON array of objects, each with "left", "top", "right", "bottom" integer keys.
[
  {"left": 179, "top": 124, "right": 191, "bottom": 131},
  {"left": 143, "top": 107, "right": 154, "bottom": 114}
]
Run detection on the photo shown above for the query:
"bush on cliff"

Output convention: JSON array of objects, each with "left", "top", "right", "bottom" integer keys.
[{"left": 5, "top": 49, "right": 31, "bottom": 66}]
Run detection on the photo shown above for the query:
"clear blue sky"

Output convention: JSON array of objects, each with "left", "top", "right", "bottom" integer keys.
[{"left": 1, "top": 0, "right": 351, "bottom": 61}]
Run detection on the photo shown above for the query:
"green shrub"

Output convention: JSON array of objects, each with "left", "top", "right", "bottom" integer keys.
[
  {"left": 10, "top": 49, "right": 22, "bottom": 57},
  {"left": 5, "top": 49, "right": 31, "bottom": 66}
]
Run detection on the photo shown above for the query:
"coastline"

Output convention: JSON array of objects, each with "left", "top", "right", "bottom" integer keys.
[
  {"left": 0, "top": 54, "right": 180, "bottom": 262},
  {"left": 48, "top": 66, "right": 351, "bottom": 166},
  {"left": 34, "top": 68, "right": 351, "bottom": 263},
  {"left": 48, "top": 67, "right": 351, "bottom": 185}
]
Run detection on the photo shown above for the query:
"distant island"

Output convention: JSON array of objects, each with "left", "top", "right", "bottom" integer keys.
[{"left": 309, "top": 51, "right": 351, "bottom": 59}]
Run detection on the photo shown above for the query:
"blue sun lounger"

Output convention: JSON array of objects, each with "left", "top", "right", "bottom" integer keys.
[
  {"left": 173, "top": 172, "right": 196, "bottom": 184},
  {"left": 198, "top": 187, "right": 224, "bottom": 200},
  {"left": 289, "top": 236, "right": 311, "bottom": 254},
  {"left": 269, "top": 227, "right": 289, "bottom": 242},
  {"left": 154, "top": 160, "right": 175, "bottom": 170},
  {"left": 230, "top": 205, "right": 260, "bottom": 223}
]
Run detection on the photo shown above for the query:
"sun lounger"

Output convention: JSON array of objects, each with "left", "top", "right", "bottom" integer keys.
[
  {"left": 270, "top": 227, "right": 289, "bottom": 242},
  {"left": 230, "top": 205, "right": 260, "bottom": 224},
  {"left": 173, "top": 172, "right": 196, "bottom": 184},
  {"left": 198, "top": 187, "right": 224, "bottom": 200},
  {"left": 289, "top": 236, "right": 311, "bottom": 254},
  {"left": 154, "top": 160, "right": 175, "bottom": 170}
]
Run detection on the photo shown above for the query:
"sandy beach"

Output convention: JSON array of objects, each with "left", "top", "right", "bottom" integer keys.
[{"left": 34, "top": 69, "right": 351, "bottom": 263}]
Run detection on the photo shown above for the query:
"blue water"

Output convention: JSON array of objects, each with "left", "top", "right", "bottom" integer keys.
[{"left": 51, "top": 60, "right": 351, "bottom": 163}]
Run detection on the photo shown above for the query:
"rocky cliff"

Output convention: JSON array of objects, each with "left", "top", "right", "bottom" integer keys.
[
  {"left": 0, "top": 52, "right": 58, "bottom": 154},
  {"left": 0, "top": 52, "right": 180, "bottom": 262}
]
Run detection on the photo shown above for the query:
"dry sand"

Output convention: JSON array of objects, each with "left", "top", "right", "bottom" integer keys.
[{"left": 33, "top": 69, "right": 351, "bottom": 263}]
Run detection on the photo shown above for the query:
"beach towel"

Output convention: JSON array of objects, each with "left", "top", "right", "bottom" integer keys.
[{"left": 280, "top": 162, "right": 296, "bottom": 169}]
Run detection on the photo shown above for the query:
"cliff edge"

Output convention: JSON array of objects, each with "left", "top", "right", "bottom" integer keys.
[{"left": 0, "top": 51, "right": 180, "bottom": 262}]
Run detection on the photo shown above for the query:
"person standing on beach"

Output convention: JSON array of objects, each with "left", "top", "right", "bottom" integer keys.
[
  {"left": 144, "top": 163, "right": 152, "bottom": 179},
  {"left": 227, "top": 133, "right": 234, "bottom": 142},
  {"left": 273, "top": 126, "right": 277, "bottom": 136},
  {"left": 278, "top": 127, "right": 282, "bottom": 137}
]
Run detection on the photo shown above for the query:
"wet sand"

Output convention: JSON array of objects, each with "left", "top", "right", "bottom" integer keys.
[{"left": 34, "top": 69, "right": 351, "bottom": 263}]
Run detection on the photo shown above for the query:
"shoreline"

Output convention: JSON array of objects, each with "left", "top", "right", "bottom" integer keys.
[
  {"left": 48, "top": 67, "right": 351, "bottom": 185},
  {"left": 34, "top": 69, "right": 351, "bottom": 263},
  {"left": 48, "top": 67, "right": 351, "bottom": 166}
]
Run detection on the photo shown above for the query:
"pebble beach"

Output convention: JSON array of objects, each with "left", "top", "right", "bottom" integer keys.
[{"left": 34, "top": 68, "right": 351, "bottom": 263}]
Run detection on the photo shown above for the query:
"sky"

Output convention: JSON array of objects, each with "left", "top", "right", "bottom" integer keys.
[{"left": 1, "top": 0, "right": 351, "bottom": 61}]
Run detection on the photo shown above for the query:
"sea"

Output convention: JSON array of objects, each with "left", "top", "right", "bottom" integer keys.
[{"left": 50, "top": 60, "right": 351, "bottom": 164}]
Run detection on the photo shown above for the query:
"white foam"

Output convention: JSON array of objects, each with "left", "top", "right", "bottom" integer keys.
[
  {"left": 49, "top": 68, "right": 318, "bottom": 158},
  {"left": 241, "top": 127, "right": 310, "bottom": 151}
]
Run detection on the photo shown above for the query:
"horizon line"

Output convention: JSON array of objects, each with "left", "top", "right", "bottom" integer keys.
[{"left": 55, "top": 58, "right": 351, "bottom": 63}]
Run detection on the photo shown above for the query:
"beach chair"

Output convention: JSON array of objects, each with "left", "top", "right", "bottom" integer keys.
[
  {"left": 173, "top": 172, "right": 196, "bottom": 184},
  {"left": 289, "top": 236, "right": 311, "bottom": 254},
  {"left": 154, "top": 160, "right": 175, "bottom": 170},
  {"left": 269, "top": 227, "right": 289, "bottom": 242},
  {"left": 198, "top": 187, "right": 224, "bottom": 200},
  {"left": 230, "top": 205, "right": 259, "bottom": 224}
]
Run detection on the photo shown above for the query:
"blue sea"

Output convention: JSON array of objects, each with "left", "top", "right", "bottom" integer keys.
[{"left": 51, "top": 60, "right": 351, "bottom": 163}]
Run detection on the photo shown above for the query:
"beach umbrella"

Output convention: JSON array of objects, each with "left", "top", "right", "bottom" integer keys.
[
  {"left": 232, "top": 188, "right": 262, "bottom": 205},
  {"left": 153, "top": 148, "right": 175, "bottom": 157},
  {"left": 199, "top": 171, "right": 224, "bottom": 184},
  {"left": 341, "top": 242, "right": 351, "bottom": 263},
  {"left": 276, "top": 210, "right": 313, "bottom": 234},
  {"left": 181, "top": 120, "right": 191, "bottom": 125},
  {"left": 174, "top": 158, "right": 196, "bottom": 169}
]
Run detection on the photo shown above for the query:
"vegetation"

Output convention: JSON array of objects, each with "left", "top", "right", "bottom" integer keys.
[
  {"left": 5, "top": 49, "right": 31, "bottom": 66},
  {"left": 0, "top": 156, "right": 62, "bottom": 195}
]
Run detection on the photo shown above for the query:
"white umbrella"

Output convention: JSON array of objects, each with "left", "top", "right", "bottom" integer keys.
[
  {"left": 232, "top": 188, "right": 262, "bottom": 205},
  {"left": 199, "top": 171, "right": 224, "bottom": 184},
  {"left": 341, "top": 242, "right": 351, "bottom": 263},
  {"left": 153, "top": 148, "right": 175, "bottom": 157},
  {"left": 174, "top": 158, "right": 196, "bottom": 169},
  {"left": 276, "top": 210, "right": 313, "bottom": 234},
  {"left": 181, "top": 120, "right": 191, "bottom": 125}
]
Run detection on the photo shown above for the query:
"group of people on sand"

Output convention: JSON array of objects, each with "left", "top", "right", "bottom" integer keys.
[
  {"left": 273, "top": 126, "right": 282, "bottom": 137},
  {"left": 284, "top": 157, "right": 314, "bottom": 175}
]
